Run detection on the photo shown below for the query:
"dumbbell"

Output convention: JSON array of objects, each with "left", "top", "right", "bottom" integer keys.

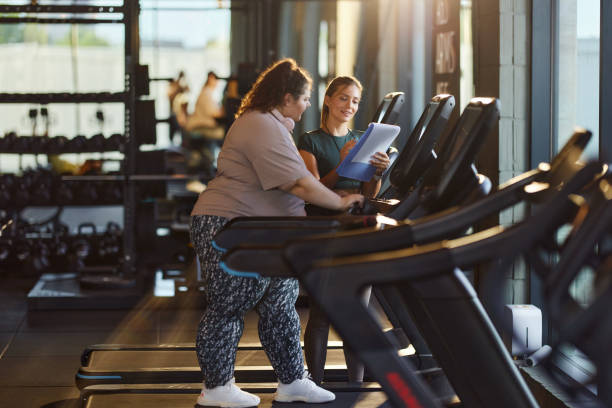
[
  {"left": 12, "top": 136, "right": 32, "bottom": 152},
  {"left": 0, "top": 132, "right": 15, "bottom": 152},
  {"left": 50, "top": 237, "right": 70, "bottom": 271},
  {"left": 98, "top": 221, "right": 122, "bottom": 263},
  {"left": 33, "top": 136, "right": 50, "bottom": 152},
  {"left": 89, "top": 133, "right": 106, "bottom": 152},
  {"left": 74, "top": 182, "right": 99, "bottom": 204},
  {"left": 0, "top": 174, "right": 15, "bottom": 208},
  {"left": 47, "top": 135, "right": 69, "bottom": 154},
  {"left": 0, "top": 239, "right": 10, "bottom": 265},
  {"left": 13, "top": 179, "right": 30, "bottom": 209},
  {"left": 30, "top": 240, "right": 51, "bottom": 272},
  {"left": 105, "top": 133, "right": 123, "bottom": 151},
  {"left": 98, "top": 181, "right": 123, "bottom": 204},
  {"left": 70, "top": 223, "right": 96, "bottom": 270},
  {"left": 2, "top": 131, "right": 18, "bottom": 151},
  {"left": 66, "top": 135, "right": 88, "bottom": 153},
  {"left": 0, "top": 134, "right": 7, "bottom": 151},
  {"left": 30, "top": 169, "right": 54, "bottom": 205},
  {"left": 0, "top": 184, "right": 10, "bottom": 209},
  {"left": 0, "top": 174, "right": 16, "bottom": 190},
  {"left": 13, "top": 238, "right": 31, "bottom": 263},
  {"left": 55, "top": 178, "right": 75, "bottom": 205}
]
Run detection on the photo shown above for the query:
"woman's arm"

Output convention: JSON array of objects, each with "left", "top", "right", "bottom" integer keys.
[
  {"left": 361, "top": 151, "right": 391, "bottom": 197},
  {"left": 279, "top": 174, "right": 363, "bottom": 211},
  {"left": 298, "top": 150, "right": 321, "bottom": 180},
  {"left": 299, "top": 139, "right": 358, "bottom": 191},
  {"left": 299, "top": 148, "right": 343, "bottom": 190}
]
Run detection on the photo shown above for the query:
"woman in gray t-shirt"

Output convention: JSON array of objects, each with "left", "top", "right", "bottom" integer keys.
[{"left": 190, "top": 58, "right": 363, "bottom": 408}]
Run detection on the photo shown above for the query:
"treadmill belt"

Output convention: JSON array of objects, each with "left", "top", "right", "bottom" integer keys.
[
  {"left": 76, "top": 349, "right": 354, "bottom": 389},
  {"left": 82, "top": 383, "right": 390, "bottom": 408},
  {"left": 86, "top": 348, "right": 348, "bottom": 369}
]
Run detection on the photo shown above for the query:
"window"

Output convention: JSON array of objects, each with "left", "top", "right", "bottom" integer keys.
[
  {"left": 459, "top": 0, "right": 474, "bottom": 111},
  {"left": 554, "top": 0, "right": 600, "bottom": 159},
  {"left": 139, "top": 0, "right": 231, "bottom": 148},
  {"left": 0, "top": 4, "right": 125, "bottom": 173},
  {"left": 530, "top": 2, "right": 608, "bottom": 400}
]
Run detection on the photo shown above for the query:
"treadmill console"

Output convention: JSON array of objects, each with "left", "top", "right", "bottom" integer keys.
[
  {"left": 388, "top": 94, "right": 455, "bottom": 196},
  {"left": 424, "top": 97, "right": 500, "bottom": 206},
  {"left": 372, "top": 92, "right": 405, "bottom": 125}
]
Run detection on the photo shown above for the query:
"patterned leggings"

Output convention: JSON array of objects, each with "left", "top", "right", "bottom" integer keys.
[{"left": 190, "top": 214, "right": 304, "bottom": 388}]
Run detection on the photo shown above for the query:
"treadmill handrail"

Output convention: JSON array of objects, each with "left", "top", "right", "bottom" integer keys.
[
  {"left": 307, "top": 162, "right": 602, "bottom": 278},
  {"left": 213, "top": 215, "right": 379, "bottom": 251},
  {"left": 218, "top": 128, "right": 591, "bottom": 238},
  {"left": 221, "top": 165, "right": 557, "bottom": 276},
  {"left": 222, "top": 168, "right": 539, "bottom": 277},
  {"left": 222, "top": 162, "right": 601, "bottom": 283}
]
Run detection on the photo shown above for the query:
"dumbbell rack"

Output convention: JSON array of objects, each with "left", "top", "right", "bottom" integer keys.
[{"left": 0, "top": 2, "right": 144, "bottom": 310}]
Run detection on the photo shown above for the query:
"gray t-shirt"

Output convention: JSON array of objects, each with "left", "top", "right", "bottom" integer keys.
[{"left": 191, "top": 110, "right": 311, "bottom": 219}]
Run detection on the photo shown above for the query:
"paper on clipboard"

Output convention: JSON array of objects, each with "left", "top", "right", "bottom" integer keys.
[{"left": 336, "top": 122, "right": 401, "bottom": 182}]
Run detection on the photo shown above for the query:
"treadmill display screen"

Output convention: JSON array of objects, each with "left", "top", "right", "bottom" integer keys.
[
  {"left": 374, "top": 98, "right": 392, "bottom": 123},
  {"left": 390, "top": 100, "right": 444, "bottom": 185},
  {"left": 445, "top": 105, "right": 482, "bottom": 164},
  {"left": 417, "top": 101, "right": 440, "bottom": 141}
]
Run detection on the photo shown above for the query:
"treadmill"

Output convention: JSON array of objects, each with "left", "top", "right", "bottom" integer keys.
[
  {"left": 221, "top": 128, "right": 593, "bottom": 353},
  {"left": 515, "top": 169, "right": 612, "bottom": 407},
  {"left": 220, "top": 132, "right": 599, "bottom": 408},
  {"left": 74, "top": 93, "right": 451, "bottom": 385}
]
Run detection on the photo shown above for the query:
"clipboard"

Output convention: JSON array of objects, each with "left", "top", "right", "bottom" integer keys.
[{"left": 336, "top": 122, "right": 401, "bottom": 182}]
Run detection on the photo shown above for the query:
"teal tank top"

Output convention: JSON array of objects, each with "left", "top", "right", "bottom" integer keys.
[{"left": 297, "top": 128, "right": 364, "bottom": 191}]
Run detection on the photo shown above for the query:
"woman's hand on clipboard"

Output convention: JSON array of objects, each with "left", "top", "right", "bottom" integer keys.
[{"left": 339, "top": 139, "right": 357, "bottom": 161}]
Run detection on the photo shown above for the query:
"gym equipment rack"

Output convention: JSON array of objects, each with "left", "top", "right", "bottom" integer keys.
[{"left": 0, "top": 1, "right": 146, "bottom": 310}]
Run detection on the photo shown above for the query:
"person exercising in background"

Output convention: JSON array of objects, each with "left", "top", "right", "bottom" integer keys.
[
  {"left": 177, "top": 71, "right": 225, "bottom": 137},
  {"left": 297, "top": 75, "right": 391, "bottom": 386},
  {"left": 175, "top": 71, "right": 225, "bottom": 171}
]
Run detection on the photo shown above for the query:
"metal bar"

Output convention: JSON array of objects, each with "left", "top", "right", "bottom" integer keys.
[
  {"left": 530, "top": 0, "right": 554, "bottom": 344},
  {"left": 122, "top": 0, "right": 138, "bottom": 278},
  {"left": 61, "top": 175, "right": 125, "bottom": 181},
  {"left": 141, "top": 7, "right": 246, "bottom": 11},
  {"left": 530, "top": 0, "right": 553, "bottom": 168},
  {"left": 601, "top": 0, "right": 611, "bottom": 161},
  {"left": 0, "top": 17, "right": 124, "bottom": 24},
  {"left": 0, "top": 92, "right": 126, "bottom": 104},
  {"left": 0, "top": 5, "right": 125, "bottom": 13},
  {"left": 129, "top": 174, "right": 199, "bottom": 181}
]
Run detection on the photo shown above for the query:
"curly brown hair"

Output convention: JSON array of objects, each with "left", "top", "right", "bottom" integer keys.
[
  {"left": 320, "top": 76, "right": 363, "bottom": 128},
  {"left": 236, "top": 58, "right": 312, "bottom": 117}
]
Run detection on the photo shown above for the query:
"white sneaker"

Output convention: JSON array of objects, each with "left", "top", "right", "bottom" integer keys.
[
  {"left": 274, "top": 371, "right": 336, "bottom": 403},
  {"left": 196, "top": 378, "right": 260, "bottom": 407}
]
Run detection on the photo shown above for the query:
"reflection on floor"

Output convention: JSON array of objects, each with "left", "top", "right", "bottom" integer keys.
[{"left": 0, "top": 275, "right": 366, "bottom": 408}]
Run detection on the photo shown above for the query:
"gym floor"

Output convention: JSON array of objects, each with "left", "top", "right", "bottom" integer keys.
[{"left": 0, "top": 274, "right": 343, "bottom": 408}]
